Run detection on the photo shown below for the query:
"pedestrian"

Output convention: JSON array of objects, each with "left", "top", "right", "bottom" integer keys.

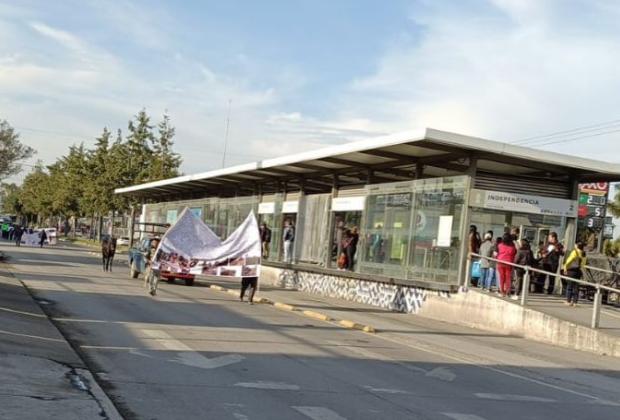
[
  {"left": 469, "top": 225, "right": 482, "bottom": 255},
  {"left": 145, "top": 238, "right": 161, "bottom": 296},
  {"left": 479, "top": 232, "right": 494, "bottom": 290},
  {"left": 542, "top": 232, "right": 564, "bottom": 294},
  {"left": 240, "top": 276, "right": 258, "bottom": 304},
  {"left": 39, "top": 229, "right": 48, "bottom": 248},
  {"left": 497, "top": 233, "right": 517, "bottom": 297},
  {"left": 14, "top": 225, "right": 23, "bottom": 247},
  {"left": 345, "top": 226, "right": 359, "bottom": 271},
  {"left": 513, "top": 239, "right": 534, "bottom": 299},
  {"left": 282, "top": 219, "right": 295, "bottom": 264},
  {"left": 562, "top": 241, "right": 586, "bottom": 306},
  {"left": 259, "top": 222, "right": 272, "bottom": 259}
]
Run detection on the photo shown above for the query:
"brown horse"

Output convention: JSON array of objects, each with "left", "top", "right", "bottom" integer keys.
[{"left": 102, "top": 236, "right": 117, "bottom": 272}]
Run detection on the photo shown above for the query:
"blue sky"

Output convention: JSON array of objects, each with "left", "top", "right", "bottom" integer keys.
[{"left": 2, "top": 0, "right": 620, "bottom": 183}]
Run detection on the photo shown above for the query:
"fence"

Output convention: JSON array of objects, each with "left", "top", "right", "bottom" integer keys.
[{"left": 468, "top": 253, "right": 620, "bottom": 329}]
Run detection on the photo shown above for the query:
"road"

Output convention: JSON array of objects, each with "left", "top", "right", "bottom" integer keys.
[{"left": 3, "top": 241, "right": 620, "bottom": 420}]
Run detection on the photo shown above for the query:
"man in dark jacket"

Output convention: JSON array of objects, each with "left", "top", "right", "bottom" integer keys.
[
  {"left": 259, "top": 223, "right": 272, "bottom": 259},
  {"left": 542, "top": 232, "right": 564, "bottom": 294},
  {"left": 513, "top": 239, "right": 534, "bottom": 299}
]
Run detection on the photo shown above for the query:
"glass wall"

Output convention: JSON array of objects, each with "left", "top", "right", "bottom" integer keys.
[
  {"left": 356, "top": 176, "right": 468, "bottom": 283},
  {"left": 299, "top": 194, "right": 331, "bottom": 265}
]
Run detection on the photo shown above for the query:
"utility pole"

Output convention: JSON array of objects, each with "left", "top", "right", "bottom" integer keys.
[{"left": 221, "top": 99, "right": 232, "bottom": 168}]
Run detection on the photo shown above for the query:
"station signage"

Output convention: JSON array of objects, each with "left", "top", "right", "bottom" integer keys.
[
  {"left": 332, "top": 196, "right": 366, "bottom": 212},
  {"left": 578, "top": 182, "right": 610, "bottom": 232},
  {"left": 470, "top": 189, "right": 577, "bottom": 218},
  {"left": 282, "top": 201, "right": 299, "bottom": 214},
  {"left": 258, "top": 202, "right": 276, "bottom": 214}
]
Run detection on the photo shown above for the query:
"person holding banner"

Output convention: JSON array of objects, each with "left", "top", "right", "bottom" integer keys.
[
  {"left": 240, "top": 276, "right": 258, "bottom": 304},
  {"left": 145, "top": 238, "right": 161, "bottom": 296},
  {"left": 39, "top": 229, "right": 47, "bottom": 248}
]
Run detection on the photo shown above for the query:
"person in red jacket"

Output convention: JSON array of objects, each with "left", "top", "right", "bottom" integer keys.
[{"left": 496, "top": 233, "right": 517, "bottom": 297}]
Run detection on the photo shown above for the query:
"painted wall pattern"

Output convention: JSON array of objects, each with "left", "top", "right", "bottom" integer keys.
[{"left": 269, "top": 267, "right": 448, "bottom": 313}]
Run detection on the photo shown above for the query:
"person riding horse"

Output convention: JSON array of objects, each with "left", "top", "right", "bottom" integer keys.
[{"left": 101, "top": 235, "right": 117, "bottom": 272}]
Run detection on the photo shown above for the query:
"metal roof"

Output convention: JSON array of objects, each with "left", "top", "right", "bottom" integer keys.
[{"left": 115, "top": 128, "right": 620, "bottom": 199}]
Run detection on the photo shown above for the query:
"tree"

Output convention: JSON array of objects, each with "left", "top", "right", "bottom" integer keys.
[
  {"left": 126, "top": 109, "right": 154, "bottom": 184},
  {"left": 0, "top": 119, "right": 35, "bottom": 180},
  {"left": 151, "top": 113, "right": 182, "bottom": 180},
  {"left": 20, "top": 163, "right": 53, "bottom": 223},
  {"left": 0, "top": 183, "right": 24, "bottom": 215}
]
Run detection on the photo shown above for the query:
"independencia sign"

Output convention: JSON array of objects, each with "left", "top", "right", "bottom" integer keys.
[{"left": 470, "top": 189, "right": 577, "bottom": 218}]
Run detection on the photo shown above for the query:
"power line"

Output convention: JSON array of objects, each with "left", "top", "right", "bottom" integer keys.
[
  {"left": 510, "top": 117, "right": 620, "bottom": 146},
  {"left": 532, "top": 126, "right": 620, "bottom": 148}
]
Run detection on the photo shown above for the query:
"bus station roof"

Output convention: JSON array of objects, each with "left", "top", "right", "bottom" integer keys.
[{"left": 115, "top": 128, "right": 620, "bottom": 200}]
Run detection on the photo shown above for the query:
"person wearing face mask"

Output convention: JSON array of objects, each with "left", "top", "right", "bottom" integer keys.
[{"left": 562, "top": 241, "right": 587, "bottom": 307}]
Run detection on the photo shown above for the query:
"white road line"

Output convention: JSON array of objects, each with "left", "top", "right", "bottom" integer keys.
[
  {"left": 365, "top": 331, "right": 607, "bottom": 403},
  {"left": 293, "top": 406, "right": 347, "bottom": 420},
  {"left": 140, "top": 329, "right": 245, "bottom": 369},
  {"left": 425, "top": 367, "right": 456, "bottom": 382},
  {"left": 442, "top": 413, "right": 487, "bottom": 420},
  {"left": 234, "top": 381, "right": 300, "bottom": 391},
  {"left": 363, "top": 386, "right": 409, "bottom": 395},
  {"left": 475, "top": 393, "right": 556, "bottom": 403}
]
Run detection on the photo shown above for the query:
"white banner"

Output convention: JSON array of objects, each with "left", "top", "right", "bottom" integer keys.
[
  {"left": 470, "top": 189, "right": 577, "bottom": 218},
  {"left": 153, "top": 208, "right": 261, "bottom": 278},
  {"left": 21, "top": 232, "right": 42, "bottom": 247}
]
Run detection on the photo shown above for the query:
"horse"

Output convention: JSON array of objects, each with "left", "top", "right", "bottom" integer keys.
[{"left": 102, "top": 236, "right": 117, "bottom": 272}]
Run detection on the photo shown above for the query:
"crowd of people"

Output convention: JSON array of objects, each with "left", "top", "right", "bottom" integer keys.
[
  {"left": 2, "top": 224, "right": 49, "bottom": 248},
  {"left": 470, "top": 225, "right": 586, "bottom": 307}
]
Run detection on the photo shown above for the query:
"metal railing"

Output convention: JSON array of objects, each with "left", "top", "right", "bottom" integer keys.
[{"left": 467, "top": 253, "right": 620, "bottom": 329}]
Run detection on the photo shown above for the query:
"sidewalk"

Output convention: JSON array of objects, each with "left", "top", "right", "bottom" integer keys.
[{"left": 0, "top": 262, "right": 121, "bottom": 419}]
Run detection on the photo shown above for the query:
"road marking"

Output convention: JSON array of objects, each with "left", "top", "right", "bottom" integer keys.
[
  {"left": 365, "top": 331, "right": 608, "bottom": 403},
  {"left": 425, "top": 367, "right": 457, "bottom": 382},
  {"left": 293, "top": 406, "right": 347, "bottom": 420},
  {"left": 475, "top": 393, "right": 556, "bottom": 403},
  {"left": 0, "top": 306, "right": 47, "bottom": 318},
  {"left": 363, "top": 386, "right": 409, "bottom": 395},
  {"left": 0, "top": 328, "right": 65, "bottom": 343},
  {"left": 140, "top": 329, "right": 245, "bottom": 369},
  {"left": 235, "top": 381, "right": 300, "bottom": 390},
  {"left": 442, "top": 413, "right": 487, "bottom": 420}
]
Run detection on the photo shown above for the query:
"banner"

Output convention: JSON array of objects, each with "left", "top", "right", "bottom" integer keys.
[
  {"left": 21, "top": 232, "right": 42, "bottom": 247},
  {"left": 153, "top": 208, "right": 261, "bottom": 278}
]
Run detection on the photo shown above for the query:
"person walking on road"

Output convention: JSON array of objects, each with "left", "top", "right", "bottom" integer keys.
[
  {"left": 14, "top": 225, "right": 23, "bottom": 247},
  {"left": 240, "top": 276, "right": 258, "bottom": 304},
  {"left": 144, "top": 238, "right": 161, "bottom": 296},
  {"left": 39, "top": 229, "right": 47, "bottom": 248},
  {"left": 497, "top": 233, "right": 517, "bottom": 297},
  {"left": 562, "top": 241, "right": 586, "bottom": 307}
]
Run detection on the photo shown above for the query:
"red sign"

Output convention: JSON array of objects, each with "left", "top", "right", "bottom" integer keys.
[
  {"left": 578, "top": 205, "right": 588, "bottom": 218},
  {"left": 579, "top": 182, "right": 609, "bottom": 196}
]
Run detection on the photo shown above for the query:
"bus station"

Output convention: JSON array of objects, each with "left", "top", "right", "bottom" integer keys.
[{"left": 116, "top": 128, "right": 620, "bottom": 304}]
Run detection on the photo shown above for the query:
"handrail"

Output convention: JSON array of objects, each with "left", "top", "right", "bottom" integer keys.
[
  {"left": 470, "top": 253, "right": 620, "bottom": 294},
  {"left": 468, "top": 252, "right": 620, "bottom": 329}
]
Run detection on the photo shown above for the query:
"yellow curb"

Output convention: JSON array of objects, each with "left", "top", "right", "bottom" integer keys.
[
  {"left": 210, "top": 285, "right": 225, "bottom": 291},
  {"left": 254, "top": 297, "right": 272, "bottom": 304},
  {"left": 339, "top": 319, "right": 376, "bottom": 333},
  {"left": 227, "top": 289, "right": 239, "bottom": 296},
  {"left": 274, "top": 302, "right": 296, "bottom": 311},
  {"left": 302, "top": 310, "right": 332, "bottom": 322}
]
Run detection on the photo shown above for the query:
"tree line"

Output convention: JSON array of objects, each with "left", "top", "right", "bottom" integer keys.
[{"left": 1, "top": 110, "right": 182, "bottom": 231}]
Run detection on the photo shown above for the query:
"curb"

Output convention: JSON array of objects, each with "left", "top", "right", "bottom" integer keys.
[{"left": 205, "top": 283, "right": 376, "bottom": 333}]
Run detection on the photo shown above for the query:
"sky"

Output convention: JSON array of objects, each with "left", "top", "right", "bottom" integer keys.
[{"left": 2, "top": 0, "right": 620, "bottom": 184}]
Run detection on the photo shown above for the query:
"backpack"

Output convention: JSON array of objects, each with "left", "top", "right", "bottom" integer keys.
[{"left": 337, "top": 252, "right": 348, "bottom": 269}]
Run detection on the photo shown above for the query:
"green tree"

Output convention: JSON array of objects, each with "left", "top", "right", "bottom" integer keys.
[
  {"left": 0, "top": 183, "right": 24, "bottom": 215},
  {"left": 126, "top": 109, "right": 154, "bottom": 184},
  {"left": 0, "top": 119, "right": 35, "bottom": 180},
  {"left": 151, "top": 113, "right": 182, "bottom": 180},
  {"left": 20, "top": 163, "right": 53, "bottom": 223}
]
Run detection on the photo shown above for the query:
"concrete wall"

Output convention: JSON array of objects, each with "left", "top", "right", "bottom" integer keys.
[
  {"left": 261, "top": 265, "right": 620, "bottom": 357},
  {"left": 417, "top": 289, "right": 620, "bottom": 357},
  {"left": 261, "top": 265, "right": 447, "bottom": 313}
]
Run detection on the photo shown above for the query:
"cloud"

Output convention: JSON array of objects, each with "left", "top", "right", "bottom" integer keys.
[{"left": 333, "top": 0, "right": 620, "bottom": 160}]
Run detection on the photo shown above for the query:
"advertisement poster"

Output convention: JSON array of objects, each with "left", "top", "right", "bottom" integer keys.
[{"left": 153, "top": 208, "right": 262, "bottom": 278}]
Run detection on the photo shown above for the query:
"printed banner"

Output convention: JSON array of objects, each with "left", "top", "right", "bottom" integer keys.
[
  {"left": 153, "top": 207, "right": 261, "bottom": 278},
  {"left": 21, "top": 232, "right": 42, "bottom": 247}
]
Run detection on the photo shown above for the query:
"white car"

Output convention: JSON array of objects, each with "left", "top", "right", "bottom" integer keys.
[{"left": 117, "top": 236, "right": 130, "bottom": 246}]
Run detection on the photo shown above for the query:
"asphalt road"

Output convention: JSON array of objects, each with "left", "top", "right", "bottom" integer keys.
[{"left": 3, "top": 241, "right": 620, "bottom": 420}]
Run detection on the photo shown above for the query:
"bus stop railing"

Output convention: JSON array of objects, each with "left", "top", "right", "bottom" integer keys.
[{"left": 467, "top": 253, "right": 620, "bottom": 329}]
